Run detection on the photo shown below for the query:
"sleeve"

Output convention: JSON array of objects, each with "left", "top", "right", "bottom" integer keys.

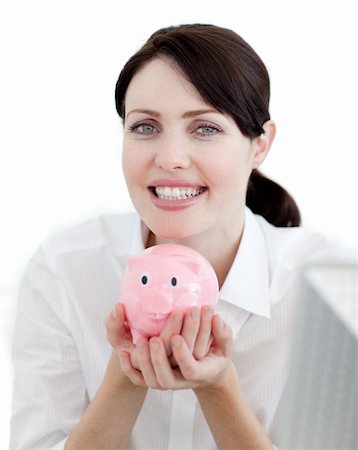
[{"left": 10, "top": 248, "right": 88, "bottom": 450}]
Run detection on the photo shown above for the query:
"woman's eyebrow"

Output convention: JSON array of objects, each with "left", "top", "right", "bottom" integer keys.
[
  {"left": 126, "top": 109, "right": 161, "bottom": 119},
  {"left": 126, "top": 108, "right": 220, "bottom": 119},
  {"left": 182, "top": 109, "right": 219, "bottom": 118}
]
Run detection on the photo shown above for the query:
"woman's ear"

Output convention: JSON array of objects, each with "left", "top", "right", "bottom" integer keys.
[{"left": 251, "top": 120, "right": 276, "bottom": 169}]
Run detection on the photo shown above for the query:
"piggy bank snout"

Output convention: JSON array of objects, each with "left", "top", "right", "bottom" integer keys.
[{"left": 142, "top": 291, "right": 172, "bottom": 315}]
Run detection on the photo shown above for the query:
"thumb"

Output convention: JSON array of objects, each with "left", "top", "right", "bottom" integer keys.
[
  {"left": 115, "top": 302, "right": 126, "bottom": 325},
  {"left": 105, "top": 303, "right": 132, "bottom": 349},
  {"left": 211, "top": 315, "right": 233, "bottom": 357}
]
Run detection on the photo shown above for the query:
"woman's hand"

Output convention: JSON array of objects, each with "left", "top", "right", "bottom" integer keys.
[
  {"left": 105, "top": 303, "right": 140, "bottom": 369},
  {"left": 159, "top": 306, "right": 214, "bottom": 363},
  {"left": 119, "top": 313, "right": 233, "bottom": 391},
  {"left": 106, "top": 304, "right": 215, "bottom": 371}
]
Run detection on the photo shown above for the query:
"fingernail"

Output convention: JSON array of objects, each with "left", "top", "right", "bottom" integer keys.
[
  {"left": 174, "top": 312, "right": 183, "bottom": 325},
  {"left": 118, "top": 350, "right": 127, "bottom": 360},
  {"left": 171, "top": 336, "right": 181, "bottom": 348},
  {"left": 120, "top": 341, "right": 131, "bottom": 350},
  {"left": 137, "top": 339, "right": 146, "bottom": 352},
  {"left": 112, "top": 304, "right": 118, "bottom": 320},
  {"left": 204, "top": 307, "right": 213, "bottom": 320},
  {"left": 150, "top": 338, "right": 160, "bottom": 350},
  {"left": 190, "top": 308, "right": 199, "bottom": 320}
]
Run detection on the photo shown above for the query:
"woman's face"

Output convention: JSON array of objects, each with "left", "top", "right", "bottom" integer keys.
[{"left": 122, "top": 57, "right": 267, "bottom": 243}]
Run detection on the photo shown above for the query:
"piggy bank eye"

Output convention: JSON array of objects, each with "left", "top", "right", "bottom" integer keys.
[
  {"left": 171, "top": 277, "right": 178, "bottom": 287},
  {"left": 140, "top": 274, "right": 150, "bottom": 285}
]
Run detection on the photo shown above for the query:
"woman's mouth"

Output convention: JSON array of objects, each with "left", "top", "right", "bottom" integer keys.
[
  {"left": 148, "top": 184, "right": 207, "bottom": 211},
  {"left": 151, "top": 186, "right": 206, "bottom": 201}
]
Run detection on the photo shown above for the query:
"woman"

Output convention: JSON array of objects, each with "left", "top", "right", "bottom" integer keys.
[{"left": 11, "top": 24, "right": 335, "bottom": 450}]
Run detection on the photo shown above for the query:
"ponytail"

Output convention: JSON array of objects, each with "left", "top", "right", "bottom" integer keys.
[{"left": 246, "top": 169, "right": 301, "bottom": 227}]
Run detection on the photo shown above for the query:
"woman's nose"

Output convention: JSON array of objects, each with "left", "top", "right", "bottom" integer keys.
[{"left": 154, "top": 136, "right": 191, "bottom": 172}]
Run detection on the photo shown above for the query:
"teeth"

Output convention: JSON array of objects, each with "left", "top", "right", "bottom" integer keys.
[
  {"left": 148, "top": 313, "right": 167, "bottom": 319},
  {"left": 154, "top": 186, "right": 205, "bottom": 200}
]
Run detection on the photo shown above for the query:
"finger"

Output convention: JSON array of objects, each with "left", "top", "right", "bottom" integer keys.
[
  {"left": 159, "top": 310, "right": 184, "bottom": 355},
  {"left": 170, "top": 335, "right": 200, "bottom": 382},
  {"left": 180, "top": 307, "right": 201, "bottom": 353},
  {"left": 105, "top": 304, "right": 124, "bottom": 347},
  {"left": 118, "top": 351, "right": 146, "bottom": 387},
  {"left": 168, "top": 353, "right": 178, "bottom": 368},
  {"left": 193, "top": 306, "right": 214, "bottom": 360},
  {"left": 105, "top": 303, "right": 125, "bottom": 332},
  {"left": 149, "top": 337, "right": 185, "bottom": 389},
  {"left": 171, "top": 334, "right": 229, "bottom": 386},
  {"left": 211, "top": 315, "right": 233, "bottom": 357},
  {"left": 205, "top": 335, "right": 214, "bottom": 355},
  {"left": 106, "top": 303, "right": 134, "bottom": 354},
  {"left": 136, "top": 338, "right": 160, "bottom": 388}
]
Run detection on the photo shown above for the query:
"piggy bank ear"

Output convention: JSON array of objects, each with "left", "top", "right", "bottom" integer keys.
[
  {"left": 178, "top": 257, "right": 201, "bottom": 276},
  {"left": 126, "top": 255, "right": 139, "bottom": 271}
]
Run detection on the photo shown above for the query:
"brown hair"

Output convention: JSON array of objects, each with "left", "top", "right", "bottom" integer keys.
[{"left": 115, "top": 23, "right": 301, "bottom": 227}]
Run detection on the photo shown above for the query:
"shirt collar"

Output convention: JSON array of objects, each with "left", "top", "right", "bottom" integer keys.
[
  {"left": 129, "top": 218, "right": 149, "bottom": 255},
  {"left": 219, "top": 207, "right": 271, "bottom": 318},
  {"left": 128, "top": 206, "right": 271, "bottom": 319}
]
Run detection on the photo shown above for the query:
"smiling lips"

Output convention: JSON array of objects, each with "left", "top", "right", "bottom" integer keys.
[
  {"left": 154, "top": 186, "right": 205, "bottom": 200},
  {"left": 148, "top": 180, "right": 207, "bottom": 210}
]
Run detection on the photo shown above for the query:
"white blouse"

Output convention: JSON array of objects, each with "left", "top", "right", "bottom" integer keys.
[{"left": 10, "top": 207, "right": 349, "bottom": 449}]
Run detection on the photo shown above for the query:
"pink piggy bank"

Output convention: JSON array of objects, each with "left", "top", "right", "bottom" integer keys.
[{"left": 120, "top": 244, "right": 219, "bottom": 344}]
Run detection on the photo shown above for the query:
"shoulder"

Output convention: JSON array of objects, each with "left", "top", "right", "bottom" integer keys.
[
  {"left": 32, "top": 212, "right": 139, "bottom": 271},
  {"left": 21, "top": 212, "right": 139, "bottom": 316},
  {"left": 44, "top": 212, "right": 136, "bottom": 252},
  {"left": 254, "top": 213, "right": 355, "bottom": 268},
  {"left": 253, "top": 212, "right": 356, "bottom": 303}
]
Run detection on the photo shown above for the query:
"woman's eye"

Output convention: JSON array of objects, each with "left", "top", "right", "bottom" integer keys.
[
  {"left": 128, "top": 122, "right": 158, "bottom": 135},
  {"left": 195, "top": 123, "right": 222, "bottom": 136}
]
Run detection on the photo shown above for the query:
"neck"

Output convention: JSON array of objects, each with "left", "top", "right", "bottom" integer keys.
[{"left": 146, "top": 218, "right": 245, "bottom": 289}]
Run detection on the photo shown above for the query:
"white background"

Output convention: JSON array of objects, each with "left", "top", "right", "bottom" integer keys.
[{"left": 1, "top": 1, "right": 357, "bottom": 448}]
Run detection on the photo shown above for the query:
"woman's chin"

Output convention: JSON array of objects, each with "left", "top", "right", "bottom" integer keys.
[{"left": 147, "top": 223, "right": 200, "bottom": 243}]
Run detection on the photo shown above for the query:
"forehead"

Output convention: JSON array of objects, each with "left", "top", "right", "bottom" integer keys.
[{"left": 124, "top": 57, "right": 210, "bottom": 113}]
